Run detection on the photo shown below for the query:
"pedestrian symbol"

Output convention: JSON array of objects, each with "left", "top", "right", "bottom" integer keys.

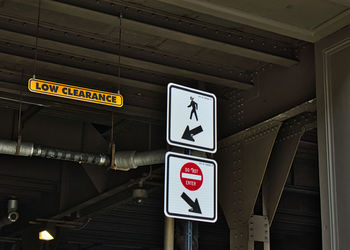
[{"left": 188, "top": 97, "right": 198, "bottom": 121}]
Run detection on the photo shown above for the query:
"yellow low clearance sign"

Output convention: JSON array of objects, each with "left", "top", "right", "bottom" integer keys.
[{"left": 28, "top": 78, "right": 123, "bottom": 107}]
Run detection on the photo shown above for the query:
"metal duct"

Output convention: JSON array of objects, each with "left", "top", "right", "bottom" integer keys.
[
  {"left": 0, "top": 139, "right": 165, "bottom": 170},
  {"left": 114, "top": 149, "right": 166, "bottom": 169},
  {"left": 0, "top": 140, "right": 33, "bottom": 156},
  {"left": 33, "top": 145, "right": 110, "bottom": 166}
]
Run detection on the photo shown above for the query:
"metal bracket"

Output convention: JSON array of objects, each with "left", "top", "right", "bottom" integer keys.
[
  {"left": 248, "top": 215, "right": 270, "bottom": 250},
  {"left": 248, "top": 215, "right": 269, "bottom": 243},
  {"left": 109, "top": 141, "right": 131, "bottom": 171}
]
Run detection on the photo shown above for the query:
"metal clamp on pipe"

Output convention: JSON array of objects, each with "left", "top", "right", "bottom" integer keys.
[
  {"left": 111, "top": 150, "right": 136, "bottom": 171},
  {"left": 0, "top": 140, "right": 34, "bottom": 157}
]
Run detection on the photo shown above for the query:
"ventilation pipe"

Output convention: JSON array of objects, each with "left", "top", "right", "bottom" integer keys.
[
  {"left": 113, "top": 149, "right": 166, "bottom": 169},
  {"left": 0, "top": 139, "right": 165, "bottom": 170},
  {"left": 0, "top": 199, "right": 19, "bottom": 230}
]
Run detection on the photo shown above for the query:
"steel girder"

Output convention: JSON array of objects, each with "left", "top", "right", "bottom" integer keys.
[
  {"left": 217, "top": 120, "right": 281, "bottom": 250},
  {"left": 216, "top": 100, "right": 316, "bottom": 250}
]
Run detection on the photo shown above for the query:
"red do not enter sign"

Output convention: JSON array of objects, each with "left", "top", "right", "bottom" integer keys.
[{"left": 180, "top": 162, "right": 203, "bottom": 191}]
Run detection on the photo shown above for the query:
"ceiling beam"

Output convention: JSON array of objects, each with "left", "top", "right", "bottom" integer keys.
[
  {"left": 156, "top": 0, "right": 350, "bottom": 43},
  {"left": 0, "top": 50, "right": 165, "bottom": 94},
  {"left": 124, "top": 16, "right": 298, "bottom": 68},
  {"left": 0, "top": 28, "right": 251, "bottom": 89},
  {"left": 9, "top": 0, "right": 297, "bottom": 67},
  {"left": 0, "top": 14, "right": 251, "bottom": 86},
  {"left": 51, "top": 179, "right": 138, "bottom": 219},
  {"left": 0, "top": 79, "right": 164, "bottom": 122},
  {"left": 312, "top": 9, "right": 350, "bottom": 41},
  {"left": 155, "top": 0, "right": 317, "bottom": 42}
]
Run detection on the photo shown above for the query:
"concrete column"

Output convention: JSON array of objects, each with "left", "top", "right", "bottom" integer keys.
[{"left": 315, "top": 25, "right": 350, "bottom": 250}]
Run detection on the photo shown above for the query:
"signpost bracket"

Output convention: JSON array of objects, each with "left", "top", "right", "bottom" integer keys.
[{"left": 248, "top": 215, "right": 270, "bottom": 250}]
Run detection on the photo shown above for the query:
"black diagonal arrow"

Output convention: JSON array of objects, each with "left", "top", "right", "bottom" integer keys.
[
  {"left": 181, "top": 125, "right": 203, "bottom": 142},
  {"left": 181, "top": 192, "right": 202, "bottom": 214}
]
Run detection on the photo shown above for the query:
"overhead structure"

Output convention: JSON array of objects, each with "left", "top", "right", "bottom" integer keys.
[{"left": 0, "top": 0, "right": 345, "bottom": 249}]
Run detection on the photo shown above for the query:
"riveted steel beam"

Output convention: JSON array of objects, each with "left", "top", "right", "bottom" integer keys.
[
  {"left": 0, "top": 54, "right": 165, "bottom": 95},
  {"left": 55, "top": 0, "right": 297, "bottom": 58},
  {"left": 52, "top": 178, "right": 160, "bottom": 219},
  {"left": 81, "top": 123, "right": 110, "bottom": 194},
  {"left": 0, "top": 15, "right": 252, "bottom": 84},
  {"left": 0, "top": 79, "right": 164, "bottom": 122},
  {"left": 262, "top": 112, "right": 317, "bottom": 225},
  {"left": 216, "top": 99, "right": 316, "bottom": 250},
  {"left": 45, "top": 0, "right": 298, "bottom": 67},
  {"left": 217, "top": 120, "right": 281, "bottom": 250},
  {"left": 155, "top": 0, "right": 318, "bottom": 42},
  {"left": 0, "top": 28, "right": 250, "bottom": 89}
]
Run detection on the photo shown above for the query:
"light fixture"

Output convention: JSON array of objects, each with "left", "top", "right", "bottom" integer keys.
[
  {"left": 132, "top": 187, "right": 148, "bottom": 205},
  {"left": 39, "top": 224, "right": 55, "bottom": 241},
  {"left": 39, "top": 230, "right": 54, "bottom": 241}
]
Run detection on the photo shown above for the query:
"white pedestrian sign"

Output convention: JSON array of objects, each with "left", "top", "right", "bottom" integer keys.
[
  {"left": 164, "top": 152, "right": 217, "bottom": 223},
  {"left": 167, "top": 83, "right": 217, "bottom": 153}
]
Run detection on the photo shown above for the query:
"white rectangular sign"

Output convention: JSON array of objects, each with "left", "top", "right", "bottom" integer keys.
[
  {"left": 167, "top": 83, "right": 217, "bottom": 153},
  {"left": 164, "top": 152, "right": 217, "bottom": 223}
]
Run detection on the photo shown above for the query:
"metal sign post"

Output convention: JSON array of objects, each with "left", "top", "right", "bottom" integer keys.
[
  {"left": 184, "top": 220, "right": 193, "bottom": 250},
  {"left": 184, "top": 148, "right": 192, "bottom": 250}
]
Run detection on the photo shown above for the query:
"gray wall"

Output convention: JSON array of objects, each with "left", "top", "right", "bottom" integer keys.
[{"left": 316, "top": 25, "right": 350, "bottom": 250}]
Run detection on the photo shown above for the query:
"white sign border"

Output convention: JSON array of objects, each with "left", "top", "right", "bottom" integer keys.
[
  {"left": 164, "top": 151, "right": 218, "bottom": 223},
  {"left": 166, "top": 82, "right": 217, "bottom": 153}
]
